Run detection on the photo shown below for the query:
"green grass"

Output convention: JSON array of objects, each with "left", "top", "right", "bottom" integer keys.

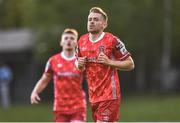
[
  {"left": 120, "top": 95, "right": 180, "bottom": 122},
  {"left": 0, "top": 95, "right": 180, "bottom": 122},
  {"left": 0, "top": 104, "right": 53, "bottom": 122}
]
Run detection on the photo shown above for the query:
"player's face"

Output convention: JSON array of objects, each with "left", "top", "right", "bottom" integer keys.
[
  {"left": 87, "top": 12, "right": 107, "bottom": 34},
  {"left": 60, "top": 33, "right": 77, "bottom": 51}
]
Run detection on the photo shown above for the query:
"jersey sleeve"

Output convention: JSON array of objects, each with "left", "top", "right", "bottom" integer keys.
[
  {"left": 113, "top": 36, "right": 131, "bottom": 60},
  {"left": 44, "top": 58, "right": 53, "bottom": 75}
]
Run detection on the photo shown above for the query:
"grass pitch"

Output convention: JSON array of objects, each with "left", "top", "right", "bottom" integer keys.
[{"left": 0, "top": 94, "right": 180, "bottom": 122}]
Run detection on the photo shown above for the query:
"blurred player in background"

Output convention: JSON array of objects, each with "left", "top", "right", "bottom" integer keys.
[
  {"left": 31, "top": 28, "right": 86, "bottom": 122},
  {"left": 76, "top": 7, "right": 134, "bottom": 122},
  {"left": 0, "top": 61, "right": 13, "bottom": 109}
]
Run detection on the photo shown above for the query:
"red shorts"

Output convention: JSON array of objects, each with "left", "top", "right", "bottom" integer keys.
[
  {"left": 90, "top": 99, "right": 121, "bottom": 122},
  {"left": 53, "top": 108, "right": 86, "bottom": 122}
]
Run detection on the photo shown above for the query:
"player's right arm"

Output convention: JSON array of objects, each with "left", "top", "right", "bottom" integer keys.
[
  {"left": 31, "top": 58, "right": 53, "bottom": 104},
  {"left": 30, "top": 73, "right": 52, "bottom": 104},
  {"left": 75, "top": 42, "right": 87, "bottom": 71},
  {"left": 75, "top": 57, "right": 87, "bottom": 71}
]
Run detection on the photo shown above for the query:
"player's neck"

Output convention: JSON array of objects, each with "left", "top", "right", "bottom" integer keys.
[
  {"left": 89, "top": 31, "right": 105, "bottom": 43},
  {"left": 62, "top": 50, "right": 75, "bottom": 59}
]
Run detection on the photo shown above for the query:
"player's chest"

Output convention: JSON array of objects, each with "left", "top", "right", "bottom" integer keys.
[
  {"left": 80, "top": 40, "right": 113, "bottom": 57},
  {"left": 51, "top": 60, "right": 76, "bottom": 73},
  {"left": 53, "top": 61, "right": 81, "bottom": 78}
]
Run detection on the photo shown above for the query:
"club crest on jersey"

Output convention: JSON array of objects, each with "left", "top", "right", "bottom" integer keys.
[{"left": 99, "top": 45, "right": 105, "bottom": 53}]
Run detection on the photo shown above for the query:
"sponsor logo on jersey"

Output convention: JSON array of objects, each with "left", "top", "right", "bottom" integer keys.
[
  {"left": 57, "top": 64, "right": 62, "bottom": 68},
  {"left": 99, "top": 45, "right": 105, "bottom": 53},
  {"left": 57, "top": 72, "right": 80, "bottom": 77},
  {"left": 86, "top": 57, "right": 97, "bottom": 62}
]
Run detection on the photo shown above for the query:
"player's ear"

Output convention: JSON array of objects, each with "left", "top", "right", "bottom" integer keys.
[
  {"left": 102, "top": 19, "right": 107, "bottom": 30},
  {"left": 60, "top": 34, "right": 64, "bottom": 46},
  {"left": 74, "top": 36, "right": 78, "bottom": 45},
  {"left": 60, "top": 40, "right": 63, "bottom": 47},
  {"left": 104, "top": 21, "right": 108, "bottom": 29},
  {"left": 74, "top": 41, "right": 77, "bottom": 46}
]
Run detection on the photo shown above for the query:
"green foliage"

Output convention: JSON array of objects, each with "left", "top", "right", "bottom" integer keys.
[
  {"left": 0, "top": 0, "right": 180, "bottom": 86},
  {"left": 172, "top": 0, "right": 180, "bottom": 66}
]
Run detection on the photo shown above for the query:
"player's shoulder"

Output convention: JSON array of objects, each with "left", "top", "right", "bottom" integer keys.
[
  {"left": 48, "top": 53, "right": 61, "bottom": 61},
  {"left": 104, "top": 32, "right": 125, "bottom": 47},
  {"left": 80, "top": 33, "right": 89, "bottom": 38},
  {"left": 104, "top": 32, "right": 117, "bottom": 40},
  {"left": 104, "top": 32, "right": 114, "bottom": 37},
  {"left": 104, "top": 32, "right": 119, "bottom": 44},
  {"left": 79, "top": 33, "right": 89, "bottom": 42},
  {"left": 106, "top": 32, "right": 122, "bottom": 40}
]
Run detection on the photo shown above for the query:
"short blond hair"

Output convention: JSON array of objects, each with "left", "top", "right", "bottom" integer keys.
[
  {"left": 89, "top": 7, "right": 108, "bottom": 22},
  {"left": 63, "top": 28, "right": 78, "bottom": 37}
]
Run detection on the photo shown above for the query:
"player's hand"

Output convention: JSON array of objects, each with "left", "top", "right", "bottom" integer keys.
[
  {"left": 77, "top": 57, "right": 87, "bottom": 70},
  {"left": 97, "top": 52, "right": 110, "bottom": 65},
  {"left": 30, "top": 91, "right": 41, "bottom": 104}
]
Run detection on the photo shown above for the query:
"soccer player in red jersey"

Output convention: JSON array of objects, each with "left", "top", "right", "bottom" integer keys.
[
  {"left": 76, "top": 7, "right": 135, "bottom": 122},
  {"left": 30, "top": 28, "right": 86, "bottom": 122}
]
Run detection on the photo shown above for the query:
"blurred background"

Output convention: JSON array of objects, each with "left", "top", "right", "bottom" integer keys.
[{"left": 0, "top": 0, "right": 180, "bottom": 122}]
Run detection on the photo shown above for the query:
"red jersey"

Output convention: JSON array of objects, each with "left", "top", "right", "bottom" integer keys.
[
  {"left": 77, "top": 32, "right": 130, "bottom": 103},
  {"left": 44, "top": 52, "right": 86, "bottom": 112}
]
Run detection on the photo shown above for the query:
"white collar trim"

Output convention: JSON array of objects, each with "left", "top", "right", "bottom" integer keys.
[
  {"left": 61, "top": 51, "right": 76, "bottom": 61},
  {"left": 89, "top": 32, "right": 105, "bottom": 43}
]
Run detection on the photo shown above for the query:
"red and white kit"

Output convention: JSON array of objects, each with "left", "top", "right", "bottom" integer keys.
[
  {"left": 44, "top": 52, "right": 86, "bottom": 114},
  {"left": 77, "top": 32, "right": 130, "bottom": 103}
]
